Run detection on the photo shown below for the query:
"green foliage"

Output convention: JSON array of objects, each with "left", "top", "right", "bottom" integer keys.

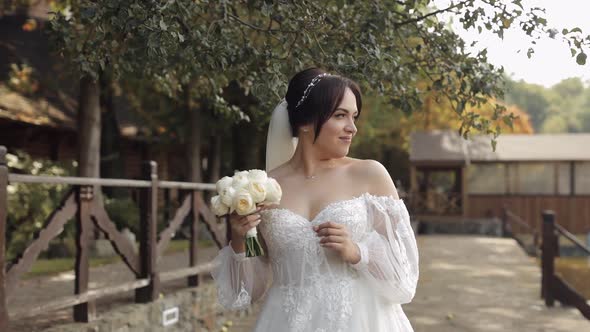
[
  {"left": 504, "top": 77, "right": 590, "bottom": 133},
  {"left": 5, "top": 151, "right": 77, "bottom": 261},
  {"left": 46, "top": 0, "right": 585, "bottom": 139},
  {"left": 104, "top": 196, "right": 140, "bottom": 234},
  {"left": 503, "top": 79, "right": 551, "bottom": 130}
]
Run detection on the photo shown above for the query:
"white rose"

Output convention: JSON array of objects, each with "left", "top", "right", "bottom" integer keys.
[
  {"left": 264, "top": 178, "right": 282, "bottom": 204},
  {"left": 233, "top": 189, "right": 257, "bottom": 215},
  {"left": 232, "top": 171, "right": 250, "bottom": 191},
  {"left": 211, "top": 195, "right": 229, "bottom": 216},
  {"left": 248, "top": 180, "right": 267, "bottom": 203},
  {"left": 220, "top": 186, "right": 236, "bottom": 212},
  {"left": 248, "top": 169, "right": 268, "bottom": 183},
  {"left": 216, "top": 176, "right": 233, "bottom": 194}
]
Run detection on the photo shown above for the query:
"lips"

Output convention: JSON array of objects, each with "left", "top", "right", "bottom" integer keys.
[{"left": 339, "top": 136, "right": 352, "bottom": 142}]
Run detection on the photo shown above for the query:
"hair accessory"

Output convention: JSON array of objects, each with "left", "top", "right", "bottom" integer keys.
[{"left": 295, "top": 73, "right": 331, "bottom": 109}]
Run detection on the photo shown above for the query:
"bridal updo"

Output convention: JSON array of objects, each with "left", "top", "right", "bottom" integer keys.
[{"left": 285, "top": 68, "right": 362, "bottom": 142}]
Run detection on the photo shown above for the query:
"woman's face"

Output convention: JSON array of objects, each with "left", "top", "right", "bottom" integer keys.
[{"left": 309, "top": 87, "right": 359, "bottom": 158}]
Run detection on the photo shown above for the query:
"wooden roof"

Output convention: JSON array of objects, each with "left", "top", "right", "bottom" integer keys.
[
  {"left": 410, "top": 130, "right": 590, "bottom": 163},
  {"left": 0, "top": 14, "right": 148, "bottom": 139}
]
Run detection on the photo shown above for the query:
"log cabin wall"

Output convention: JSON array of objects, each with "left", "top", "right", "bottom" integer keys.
[{"left": 467, "top": 195, "right": 590, "bottom": 234}]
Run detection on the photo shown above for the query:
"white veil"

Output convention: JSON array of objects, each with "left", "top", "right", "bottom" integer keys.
[{"left": 265, "top": 99, "right": 298, "bottom": 172}]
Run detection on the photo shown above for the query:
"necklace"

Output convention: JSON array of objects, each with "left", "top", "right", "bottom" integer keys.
[{"left": 290, "top": 161, "right": 336, "bottom": 180}]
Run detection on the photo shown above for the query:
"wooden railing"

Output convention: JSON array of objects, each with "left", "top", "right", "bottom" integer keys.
[
  {"left": 541, "top": 211, "right": 590, "bottom": 320},
  {"left": 502, "top": 204, "right": 590, "bottom": 320},
  {"left": 502, "top": 207, "right": 540, "bottom": 256},
  {"left": 407, "top": 191, "right": 462, "bottom": 216},
  {"left": 0, "top": 146, "right": 227, "bottom": 330}
]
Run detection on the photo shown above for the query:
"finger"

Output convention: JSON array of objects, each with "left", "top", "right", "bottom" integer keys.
[
  {"left": 316, "top": 228, "right": 346, "bottom": 237},
  {"left": 320, "top": 235, "right": 345, "bottom": 244},
  {"left": 321, "top": 242, "right": 344, "bottom": 250},
  {"left": 247, "top": 207, "right": 263, "bottom": 215},
  {"left": 245, "top": 220, "right": 261, "bottom": 231},
  {"left": 314, "top": 221, "right": 342, "bottom": 231},
  {"left": 248, "top": 214, "right": 261, "bottom": 222}
]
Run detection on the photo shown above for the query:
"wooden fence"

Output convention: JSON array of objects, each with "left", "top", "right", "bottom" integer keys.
[
  {"left": 502, "top": 205, "right": 590, "bottom": 320},
  {"left": 0, "top": 146, "right": 227, "bottom": 330}
]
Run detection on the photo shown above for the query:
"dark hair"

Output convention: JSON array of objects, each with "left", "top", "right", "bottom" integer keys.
[{"left": 285, "top": 68, "right": 362, "bottom": 142}]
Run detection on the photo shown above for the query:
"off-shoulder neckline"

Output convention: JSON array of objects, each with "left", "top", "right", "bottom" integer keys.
[{"left": 260, "top": 192, "right": 402, "bottom": 223}]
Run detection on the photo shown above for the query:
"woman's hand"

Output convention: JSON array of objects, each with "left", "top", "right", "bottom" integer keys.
[
  {"left": 314, "top": 222, "right": 361, "bottom": 264},
  {"left": 229, "top": 206, "right": 264, "bottom": 239}
]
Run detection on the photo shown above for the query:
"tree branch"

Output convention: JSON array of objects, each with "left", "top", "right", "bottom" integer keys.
[{"left": 393, "top": 0, "right": 472, "bottom": 28}]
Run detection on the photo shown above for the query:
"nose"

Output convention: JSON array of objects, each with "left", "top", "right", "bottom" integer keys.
[{"left": 345, "top": 122, "right": 357, "bottom": 136}]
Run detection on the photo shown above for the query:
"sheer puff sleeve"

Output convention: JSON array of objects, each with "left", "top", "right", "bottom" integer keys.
[
  {"left": 210, "top": 242, "right": 272, "bottom": 310},
  {"left": 350, "top": 194, "right": 419, "bottom": 304}
]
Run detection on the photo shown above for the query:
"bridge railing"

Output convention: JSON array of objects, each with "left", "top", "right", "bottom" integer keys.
[
  {"left": 0, "top": 146, "right": 227, "bottom": 330},
  {"left": 541, "top": 211, "right": 590, "bottom": 320},
  {"left": 502, "top": 207, "right": 541, "bottom": 256},
  {"left": 501, "top": 204, "right": 590, "bottom": 320}
]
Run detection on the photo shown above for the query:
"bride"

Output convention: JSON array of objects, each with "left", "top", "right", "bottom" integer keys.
[{"left": 211, "top": 68, "right": 419, "bottom": 331}]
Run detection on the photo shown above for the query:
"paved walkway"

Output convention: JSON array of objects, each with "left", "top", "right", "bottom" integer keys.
[
  {"left": 9, "top": 236, "right": 590, "bottom": 331},
  {"left": 403, "top": 235, "right": 588, "bottom": 331},
  {"left": 230, "top": 235, "right": 589, "bottom": 331}
]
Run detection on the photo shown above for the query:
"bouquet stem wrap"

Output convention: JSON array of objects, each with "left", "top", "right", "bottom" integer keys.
[{"left": 245, "top": 227, "right": 264, "bottom": 257}]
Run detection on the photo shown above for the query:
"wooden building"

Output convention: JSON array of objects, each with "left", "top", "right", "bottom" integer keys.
[
  {"left": 409, "top": 131, "right": 590, "bottom": 233},
  {"left": 0, "top": 13, "right": 184, "bottom": 181}
]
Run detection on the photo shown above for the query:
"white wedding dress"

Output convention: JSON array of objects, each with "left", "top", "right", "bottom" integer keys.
[{"left": 211, "top": 192, "right": 419, "bottom": 332}]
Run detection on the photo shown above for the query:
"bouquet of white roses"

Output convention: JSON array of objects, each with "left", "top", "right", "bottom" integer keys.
[{"left": 210, "top": 169, "right": 282, "bottom": 257}]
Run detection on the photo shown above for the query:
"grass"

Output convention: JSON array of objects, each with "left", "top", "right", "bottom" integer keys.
[
  {"left": 535, "top": 256, "right": 590, "bottom": 300},
  {"left": 23, "top": 239, "right": 215, "bottom": 279},
  {"left": 554, "top": 257, "right": 590, "bottom": 299}
]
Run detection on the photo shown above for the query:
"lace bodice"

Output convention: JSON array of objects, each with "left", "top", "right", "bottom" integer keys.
[{"left": 211, "top": 192, "right": 419, "bottom": 332}]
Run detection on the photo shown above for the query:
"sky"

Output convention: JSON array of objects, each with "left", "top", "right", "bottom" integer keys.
[{"left": 434, "top": 0, "right": 590, "bottom": 87}]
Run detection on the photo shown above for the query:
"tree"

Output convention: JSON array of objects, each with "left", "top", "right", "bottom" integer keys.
[
  {"left": 42, "top": 0, "right": 590, "bottom": 181},
  {"left": 503, "top": 79, "right": 551, "bottom": 131}
]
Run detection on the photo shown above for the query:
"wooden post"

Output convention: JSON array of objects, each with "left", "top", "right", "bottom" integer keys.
[
  {"left": 73, "top": 185, "right": 96, "bottom": 322},
  {"left": 461, "top": 165, "right": 468, "bottom": 217},
  {"left": 0, "top": 147, "right": 9, "bottom": 330},
  {"left": 136, "top": 161, "right": 160, "bottom": 302},
  {"left": 188, "top": 191, "right": 200, "bottom": 287},
  {"left": 500, "top": 207, "right": 509, "bottom": 238},
  {"left": 570, "top": 162, "right": 575, "bottom": 196},
  {"left": 541, "top": 210, "right": 556, "bottom": 306},
  {"left": 409, "top": 165, "right": 417, "bottom": 211}
]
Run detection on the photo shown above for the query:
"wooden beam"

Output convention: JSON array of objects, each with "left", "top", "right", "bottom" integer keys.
[
  {"left": 6, "top": 190, "right": 77, "bottom": 293},
  {"left": 74, "top": 186, "right": 96, "bottom": 322},
  {"left": 194, "top": 194, "right": 225, "bottom": 248},
  {"left": 541, "top": 210, "right": 556, "bottom": 306},
  {"left": 570, "top": 162, "right": 575, "bottom": 196},
  {"left": 9, "top": 278, "right": 150, "bottom": 321},
  {"left": 188, "top": 191, "right": 200, "bottom": 287},
  {"left": 91, "top": 202, "right": 140, "bottom": 276},
  {"left": 160, "top": 261, "right": 216, "bottom": 283},
  {"left": 0, "top": 146, "right": 9, "bottom": 331},
  {"left": 156, "top": 194, "right": 192, "bottom": 259},
  {"left": 135, "top": 161, "right": 160, "bottom": 303},
  {"left": 409, "top": 165, "right": 417, "bottom": 194},
  {"left": 552, "top": 276, "right": 590, "bottom": 320},
  {"left": 461, "top": 166, "right": 468, "bottom": 217},
  {"left": 553, "top": 162, "right": 559, "bottom": 195}
]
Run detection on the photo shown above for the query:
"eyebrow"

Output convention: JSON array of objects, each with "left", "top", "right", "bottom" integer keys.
[{"left": 336, "top": 108, "right": 359, "bottom": 116}]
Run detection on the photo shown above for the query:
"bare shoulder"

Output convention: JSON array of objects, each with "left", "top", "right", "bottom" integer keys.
[{"left": 350, "top": 159, "right": 399, "bottom": 199}]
